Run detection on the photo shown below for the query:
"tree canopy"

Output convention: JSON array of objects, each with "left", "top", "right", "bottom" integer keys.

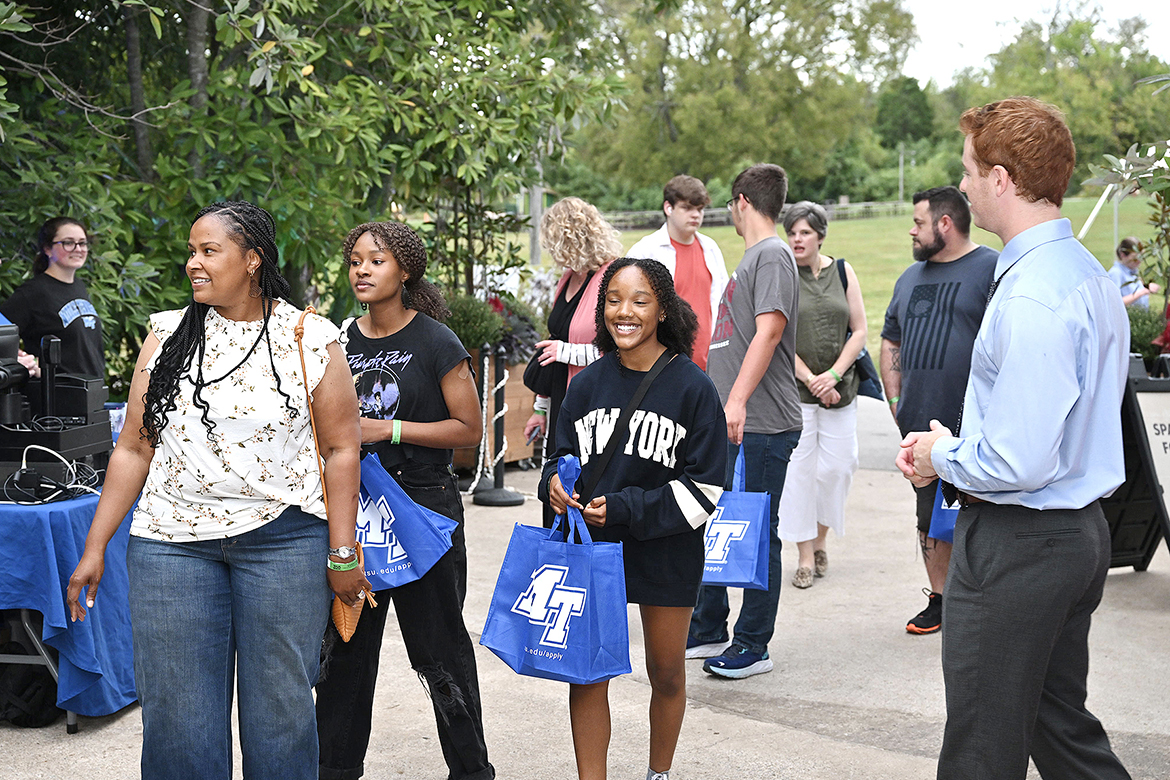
[
  {"left": 3, "top": 1, "right": 1167, "bottom": 397},
  {"left": 875, "top": 76, "right": 932, "bottom": 148},
  {"left": 0, "top": 0, "right": 622, "bottom": 392},
  {"left": 566, "top": 0, "right": 916, "bottom": 197},
  {"left": 552, "top": 3, "right": 1167, "bottom": 206},
  {"left": 943, "top": 9, "right": 1169, "bottom": 192}
]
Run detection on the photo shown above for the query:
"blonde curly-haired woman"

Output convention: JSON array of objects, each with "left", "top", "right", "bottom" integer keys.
[{"left": 523, "top": 197, "right": 622, "bottom": 526}]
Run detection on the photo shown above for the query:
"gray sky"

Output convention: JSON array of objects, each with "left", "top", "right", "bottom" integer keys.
[{"left": 901, "top": 1, "right": 1169, "bottom": 87}]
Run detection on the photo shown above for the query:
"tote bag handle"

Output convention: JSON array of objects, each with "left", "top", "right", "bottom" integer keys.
[
  {"left": 731, "top": 444, "right": 747, "bottom": 493},
  {"left": 554, "top": 455, "right": 596, "bottom": 546},
  {"left": 295, "top": 308, "right": 377, "bottom": 617}
]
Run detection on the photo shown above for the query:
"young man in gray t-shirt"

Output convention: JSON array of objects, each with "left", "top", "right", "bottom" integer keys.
[{"left": 689, "top": 163, "right": 802, "bottom": 680}]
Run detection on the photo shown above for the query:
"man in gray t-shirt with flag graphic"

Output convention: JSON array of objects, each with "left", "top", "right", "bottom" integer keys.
[
  {"left": 688, "top": 163, "right": 803, "bottom": 680},
  {"left": 881, "top": 185, "right": 997, "bottom": 636}
]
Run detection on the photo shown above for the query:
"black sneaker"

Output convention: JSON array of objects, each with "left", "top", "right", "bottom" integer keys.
[{"left": 906, "top": 588, "right": 942, "bottom": 635}]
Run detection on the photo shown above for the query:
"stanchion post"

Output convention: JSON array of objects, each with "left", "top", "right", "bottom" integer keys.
[{"left": 473, "top": 344, "right": 525, "bottom": 506}]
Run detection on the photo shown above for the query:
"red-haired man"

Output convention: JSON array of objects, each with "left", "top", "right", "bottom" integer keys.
[{"left": 898, "top": 97, "right": 1132, "bottom": 780}]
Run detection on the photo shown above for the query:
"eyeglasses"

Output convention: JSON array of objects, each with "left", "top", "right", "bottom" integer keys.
[
  {"left": 52, "top": 239, "right": 89, "bottom": 251},
  {"left": 726, "top": 198, "right": 736, "bottom": 211}
]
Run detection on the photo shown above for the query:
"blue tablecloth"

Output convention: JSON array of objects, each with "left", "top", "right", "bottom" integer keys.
[{"left": 0, "top": 495, "right": 136, "bottom": 716}]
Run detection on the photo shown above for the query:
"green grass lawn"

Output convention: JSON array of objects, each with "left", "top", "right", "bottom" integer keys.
[{"left": 602, "top": 196, "right": 1155, "bottom": 353}]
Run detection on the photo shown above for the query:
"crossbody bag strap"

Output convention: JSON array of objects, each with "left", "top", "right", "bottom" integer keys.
[
  {"left": 837, "top": 257, "right": 856, "bottom": 349},
  {"left": 294, "top": 307, "right": 329, "bottom": 514},
  {"left": 576, "top": 349, "right": 675, "bottom": 504}
]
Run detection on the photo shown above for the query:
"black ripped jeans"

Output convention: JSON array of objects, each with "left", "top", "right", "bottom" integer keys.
[{"left": 316, "top": 462, "right": 494, "bottom": 780}]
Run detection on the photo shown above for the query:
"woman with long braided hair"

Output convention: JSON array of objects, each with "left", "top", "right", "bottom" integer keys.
[
  {"left": 66, "top": 201, "right": 369, "bottom": 780},
  {"left": 315, "top": 221, "right": 493, "bottom": 780}
]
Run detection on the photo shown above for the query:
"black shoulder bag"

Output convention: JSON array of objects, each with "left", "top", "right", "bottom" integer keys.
[{"left": 836, "top": 258, "right": 884, "bottom": 401}]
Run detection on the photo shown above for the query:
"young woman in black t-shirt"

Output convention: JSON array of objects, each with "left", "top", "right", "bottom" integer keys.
[
  {"left": 0, "top": 216, "right": 105, "bottom": 378},
  {"left": 542, "top": 257, "right": 726, "bottom": 780},
  {"left": 315, "top": 222, "right": 494, "bottom": 780}
]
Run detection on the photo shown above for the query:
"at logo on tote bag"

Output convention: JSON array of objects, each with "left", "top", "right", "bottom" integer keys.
[
  {"left": 511, "top": 565, "right": 587, "bottom": 649},
  {"left": 700, "top": 446, "right": 770, "bottom": 590},
  {"left": 357, "top": 492, "right": 410, "bottom": 573},
  {"left": 704, "top": 506, "right": 750, "bottom": 565},
  {"left": 354, "top": 453, "right": 456, "bottom": 590}
]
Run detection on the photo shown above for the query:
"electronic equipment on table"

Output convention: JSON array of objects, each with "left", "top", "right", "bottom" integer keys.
[{"left": 1, "top": 325, "right": 112, "bottom": 497}]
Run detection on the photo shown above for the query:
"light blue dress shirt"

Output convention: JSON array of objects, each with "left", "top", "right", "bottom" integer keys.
[
  {"left": 930, "top": 219, "right": 1130, "bottom": 510},
  {"left": 1107, "top": 261, "right": 1150, "bottom": 308}
]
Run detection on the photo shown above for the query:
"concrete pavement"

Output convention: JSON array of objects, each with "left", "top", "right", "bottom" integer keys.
[{"left": 5, "top": 397, "right": 1169, "bottom": 778}]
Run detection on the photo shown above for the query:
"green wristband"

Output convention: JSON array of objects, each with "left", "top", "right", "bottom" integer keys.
[
  {"left": 391, "top": 419, "right": 401, "bottom": 445},
  {"left": 889, "top": 396, "right": 900, "bottom": 404},
  {"left": 327, "top": 557, "right": 361, "bottom": 572},
  {"left": 829, "top": 368, "right": 842, "bottom": 382}
]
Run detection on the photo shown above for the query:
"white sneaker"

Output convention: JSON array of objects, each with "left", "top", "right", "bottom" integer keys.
[{"left": 684, "top": 638, "right": 732, "bottom": 659}]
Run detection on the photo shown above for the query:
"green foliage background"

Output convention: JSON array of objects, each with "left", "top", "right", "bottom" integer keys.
[
  {"left": 0, "top": 0, "right": 621, "bottom": 396},
  {"left": 554, "top": 3, "right": 1168, "bottom": 207},
  {"left": 3, "top": 1, "right": 1168, "bottom": 396}
]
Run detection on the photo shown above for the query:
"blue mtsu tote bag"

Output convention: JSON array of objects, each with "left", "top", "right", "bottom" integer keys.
[
  {"left": 356, "top": 452, "right": 457, "bottom": 591},
  {"left": 927, "top": 480, "right": 960, "bottom": 544},
  {"left": 701, "top": 445, "right": 770, "bottom": 590},
  {"left": 480, "top": 455, "right": 631, "bottom": 685}
]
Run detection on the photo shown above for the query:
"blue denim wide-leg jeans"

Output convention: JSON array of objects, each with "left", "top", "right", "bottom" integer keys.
[
  {"left": 127, "top": 506, "right": 332, "bottom": 780},
  {"left": 690, "top": 431, "right": 801, "bottom": 654}
]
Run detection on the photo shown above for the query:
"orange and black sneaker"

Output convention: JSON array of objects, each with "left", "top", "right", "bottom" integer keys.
[{"left": 906, "top": 588, "right": 942, "bottom": 635}]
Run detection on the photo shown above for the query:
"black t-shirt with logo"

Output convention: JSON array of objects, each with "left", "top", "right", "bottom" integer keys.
[
  {"left": 0, "top": 273, "right": 105, "bottom": 378},
  {"left": 342, "top": 313, "right": 470, "bottom": 468}
]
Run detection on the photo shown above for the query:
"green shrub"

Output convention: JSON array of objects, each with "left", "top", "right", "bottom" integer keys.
[
  {"left": 1127, "top": 303, "right": 1165, "bottom": 370},
  {"left": 446, "top": 293, "right": 504, "bottom": 353}
]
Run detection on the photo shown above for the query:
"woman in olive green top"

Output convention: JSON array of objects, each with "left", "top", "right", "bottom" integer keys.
[{"left": 778, "top": 202, "right": 867, "bottom": 589}]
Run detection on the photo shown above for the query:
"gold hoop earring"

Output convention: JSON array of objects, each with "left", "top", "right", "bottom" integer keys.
[{"left": 249, "top": 268, "right": 262, "bottom": 299}]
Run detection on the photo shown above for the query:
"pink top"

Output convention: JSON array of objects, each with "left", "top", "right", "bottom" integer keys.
[{"left": 553, "top": 261, "right": 613, "bottom": 385}]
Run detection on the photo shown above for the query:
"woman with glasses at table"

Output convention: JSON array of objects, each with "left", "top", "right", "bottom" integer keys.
[{"left": 0, "top": 217, "right": 105, "bottom": 379}]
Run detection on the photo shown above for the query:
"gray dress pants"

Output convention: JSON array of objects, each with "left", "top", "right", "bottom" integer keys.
[{"left": 937, "top": 501, "right": 1131, "bottom": 780}]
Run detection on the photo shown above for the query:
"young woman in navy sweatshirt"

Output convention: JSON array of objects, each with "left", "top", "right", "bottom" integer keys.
[{"left": 540, "top": 256, "right": 727, "bottom": 780}]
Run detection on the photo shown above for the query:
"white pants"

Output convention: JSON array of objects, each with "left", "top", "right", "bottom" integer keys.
[{"left": 778, "top": 400, "right": 858, "bottom": 543}]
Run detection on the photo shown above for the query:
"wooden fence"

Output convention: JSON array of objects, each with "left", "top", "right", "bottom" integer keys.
[{"left": 601, "top": 200, "right": 912, "bottom": 231}]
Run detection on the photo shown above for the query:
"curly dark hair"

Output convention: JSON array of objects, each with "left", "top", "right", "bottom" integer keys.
[
  {"left": 593, "top": 257, "right": 698, "bottom": 360},
  {"left": 342, "top": 221, "right": 450, "bottom": 321},
  {"left": 140, "top": 201, "right": 297, "bottom": 447},
  {"left": 34, "top": 217, "right": 88, "bottom": 275}
]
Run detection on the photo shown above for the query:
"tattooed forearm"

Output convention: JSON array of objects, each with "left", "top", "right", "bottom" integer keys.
[{"left": 891, "top": 346, "right": 901, "bottom": 372}]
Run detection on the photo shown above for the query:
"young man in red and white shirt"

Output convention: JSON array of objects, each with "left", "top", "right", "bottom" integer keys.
[{"left": 628, "top": 175, "right": 728, "bottom": 370}]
